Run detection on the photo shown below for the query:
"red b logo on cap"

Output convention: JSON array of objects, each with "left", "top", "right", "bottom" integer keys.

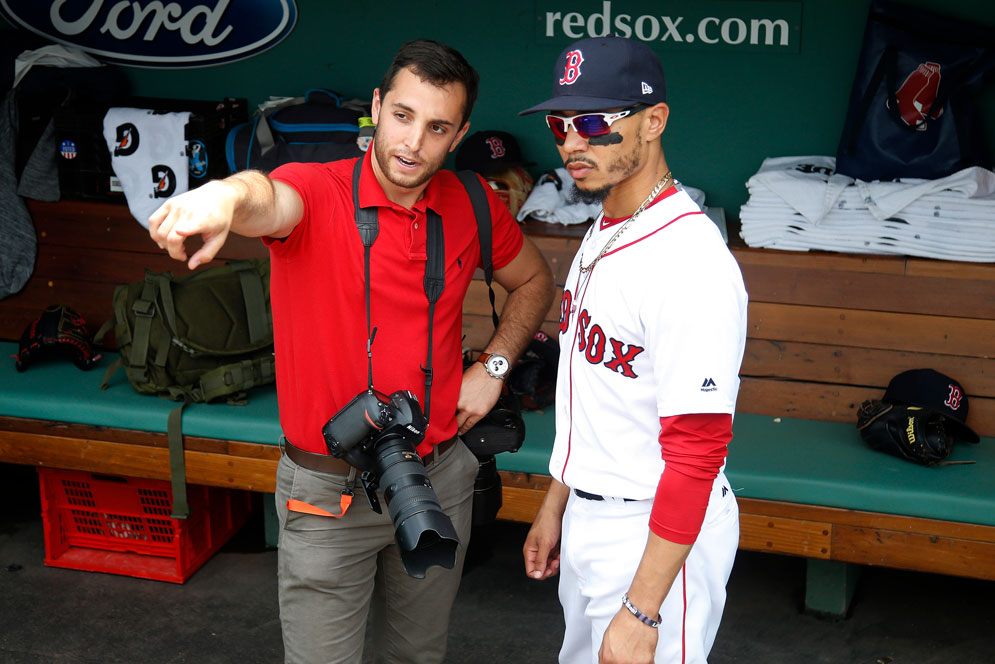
[
  {"left": 560, "top": 50, "right": 584, "bottom": 85},
  {"left": 944, "top": 384, "right": 963, "bottom": 410},
  {"left": 485, "top": 137, "right": 506, "bottom": 159}
]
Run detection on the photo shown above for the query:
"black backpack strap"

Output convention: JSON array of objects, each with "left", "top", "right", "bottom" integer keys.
[{"left": 456, "top": 170, "right": 499, "bottom": 329}]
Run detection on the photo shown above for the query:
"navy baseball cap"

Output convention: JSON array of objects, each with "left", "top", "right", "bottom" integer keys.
[
  {"left": 456, "top": 130, "right": 534, "bottom": 175},
  {"left": 519, "top": 37, "right": 667, "bottom": 115},
  {"left": 883, "top": 369, "right": 980, "bottom": 443}
]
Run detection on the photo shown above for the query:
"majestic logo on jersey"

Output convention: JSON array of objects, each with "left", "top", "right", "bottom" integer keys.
[
  {"left": 485, "top": 136, "right": 506, "bottom": 159},
  {"left": 891, "top": 61, "right": 943, "bottom": 130},
  {"left": 113, "top": 123, "right": 139, "bottom": 156},
  {"left": 151, "top": 165, "right": 176, "bottom": 198},
  {"left": 559, "top": 49, "right": 584, "bottom": 85},
  {"left": 701, "top": 377, "right": 718, "bottom": 392}
]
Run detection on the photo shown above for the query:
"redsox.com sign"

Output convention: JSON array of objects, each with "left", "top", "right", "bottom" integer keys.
[{"left": 537, "top": 1, "right": 801, "bottom": 53}]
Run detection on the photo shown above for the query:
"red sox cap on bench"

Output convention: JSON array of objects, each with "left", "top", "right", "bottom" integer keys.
[
  {"left": 456, "top": 130, "right": 534, "bottom": 176},
  {"left": 519, "top": 36, "right": 667, "bottom": 115},
  {"left": 883, "top": 368, "right": 980, "bottom": 443}
]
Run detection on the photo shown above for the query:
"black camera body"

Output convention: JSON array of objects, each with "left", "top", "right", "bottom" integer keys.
[
  {"left": 321, "top": 389, "right": 459, "bottom": 579},
  {"left": 323, "top": 389, "right": 426, "bottom": 471}
]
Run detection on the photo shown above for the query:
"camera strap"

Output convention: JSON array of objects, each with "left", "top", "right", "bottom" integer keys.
[{"left": 351, "top": 158, "right": 445, "bottom": 419}]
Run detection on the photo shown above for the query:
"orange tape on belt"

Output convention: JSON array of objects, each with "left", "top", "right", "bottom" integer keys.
[{"left": 287, "top": 494, "right": 353, "bottom": 518}]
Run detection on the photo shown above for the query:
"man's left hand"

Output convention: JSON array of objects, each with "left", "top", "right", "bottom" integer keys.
[
  {"left": 598, "top": 607, "right": 658, "bottom": 664},
  {"left": 456, "top": 361, "right": 503, "bottom": 434}
]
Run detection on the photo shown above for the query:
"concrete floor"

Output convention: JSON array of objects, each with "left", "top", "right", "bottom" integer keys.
[{"left": 1, "top": 462, "right": 993, "bottom": 663}]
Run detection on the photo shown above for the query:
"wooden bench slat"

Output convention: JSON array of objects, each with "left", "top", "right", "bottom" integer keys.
[
  {"left": 737, "top": 498, "right": 995, "bottom": 543},
  {"left": 741, "top": 340, "right": 995, "bottom": 399},
  {"left": 905, "top": 257, "right": 995, "bottom": 281},
  {"left": 831, "top": 526, "right": 995, "bottom": 580},
  {"left": 0, "top": 417, "right": 283, "bottom": 460},
  {"left": 33, "top": 244, "right": 229, "bottom": 284},
  {"left": 0, "top": 429, "right": 277, "bottom": 492},
  {"left": 738, "top": 513, "right": 832, "bottom": 559},
  {"left": 732, "top": 247, "right": 909, "bottom": 275},
  {"left": 0, "top": 280, "right": 119, "bottom": 341},
  {"left": 30, "top": 199, "right": 267, "bottom": 260},
  {"left": 740, "top": 263, "right": 995, "bottom": 319},
  {"left": 496, "top": 486, "right": 547, "bottom": 523},
  {"left": 748, "top": 302, "right": 995, "bottom": 358}
]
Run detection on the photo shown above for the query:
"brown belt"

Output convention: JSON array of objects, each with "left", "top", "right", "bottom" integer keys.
[{"left": 283, "top": 435, "right": 458, "bottom": 474}]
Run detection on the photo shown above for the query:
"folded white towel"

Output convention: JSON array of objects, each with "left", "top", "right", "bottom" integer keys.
[
  {"left": 103, "top": 108, "right": 190, "bottom": 228},
  {"left": 516, "top": 168, "right": 601, "bottom": 225}
]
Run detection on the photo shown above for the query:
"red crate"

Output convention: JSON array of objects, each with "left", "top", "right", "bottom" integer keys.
[{"left": 38, "top": 468, "right": 253, "bottom": 583}]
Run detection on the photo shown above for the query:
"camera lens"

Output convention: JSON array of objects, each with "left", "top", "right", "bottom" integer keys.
[{"left": 375, "top": 436, "right": 459, "bottom": 579}]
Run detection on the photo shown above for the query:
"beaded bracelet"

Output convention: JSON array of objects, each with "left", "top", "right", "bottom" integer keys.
[{"left": 622, "top": 593, "right": 661, "bottom": 628}]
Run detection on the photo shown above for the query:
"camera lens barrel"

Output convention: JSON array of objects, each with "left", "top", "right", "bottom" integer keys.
[{"left": 374, "top": 436, "right": 459, "bottom": 579}]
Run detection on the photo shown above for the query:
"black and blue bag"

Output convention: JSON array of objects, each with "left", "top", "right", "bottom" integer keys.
[
  {"left": 225, "top": 89, "right": 369, "bottom": 173},
  {"left": 835, "top": 0, "right": 995, "bottom": 182}
]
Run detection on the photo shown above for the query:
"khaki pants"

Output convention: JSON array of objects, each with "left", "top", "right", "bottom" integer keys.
[{"left": 275, "top": 439, "right": 478, "bottom": 664}]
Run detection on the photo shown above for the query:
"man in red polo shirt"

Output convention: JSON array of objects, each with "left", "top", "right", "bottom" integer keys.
[{"left": 149, "top": 39, "right": 554, "bottom": 664}]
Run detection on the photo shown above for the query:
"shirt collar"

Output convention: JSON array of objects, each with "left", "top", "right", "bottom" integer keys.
[{"left": 599, "top": 185, "right": 679, "bottom": 230}]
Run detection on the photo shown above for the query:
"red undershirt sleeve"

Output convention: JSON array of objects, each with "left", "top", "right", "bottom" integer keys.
[{"left": 650, "top": 413, "right": 733, "bottom": 545}]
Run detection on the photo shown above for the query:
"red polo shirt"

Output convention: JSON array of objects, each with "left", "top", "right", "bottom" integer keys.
[{"left": 265, "top": 152, "right": 524, "bottom": 455}]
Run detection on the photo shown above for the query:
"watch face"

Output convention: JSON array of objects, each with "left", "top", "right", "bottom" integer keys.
[{"left": 485, "top": 354, "right": 509, "bottom": 377}]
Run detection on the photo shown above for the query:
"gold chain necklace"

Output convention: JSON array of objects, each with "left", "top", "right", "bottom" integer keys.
[{"left": 578, "top": 171, "right": 672, "bottom": 273}]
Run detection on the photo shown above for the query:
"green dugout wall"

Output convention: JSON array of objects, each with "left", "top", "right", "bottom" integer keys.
[{"left": 4, "top": 0, "right": 994, "bottom": 216}]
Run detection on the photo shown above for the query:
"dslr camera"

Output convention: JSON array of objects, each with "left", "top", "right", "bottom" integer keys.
[{"left": 322, "top": 389, "right": 459, "bottom": 579}]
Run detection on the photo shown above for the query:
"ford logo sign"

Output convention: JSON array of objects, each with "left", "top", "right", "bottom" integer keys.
[{"left": 0, "top": 0, "right": 298, "bottom": 68}]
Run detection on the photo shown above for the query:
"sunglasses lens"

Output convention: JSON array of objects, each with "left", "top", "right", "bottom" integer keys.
[
  {"left": 574, "top": 114, "right": 611, "bottom": 138},
  {"left": 546, "top": 116, "right": 567, "bottom": 140}
]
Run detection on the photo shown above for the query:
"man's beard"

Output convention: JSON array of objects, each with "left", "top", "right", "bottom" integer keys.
[
  {"left": 568, "top": 182, "right": 611, "bottom": 205},
  {"left": 372, "top": 129, "right": 444, "bottom": 190},
  {"left": 565, "top": 128, "right": 643, "bottom": 206}
]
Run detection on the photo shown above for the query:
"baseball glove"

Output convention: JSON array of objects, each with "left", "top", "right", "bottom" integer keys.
[
  {"left": 856, "top": 399, "right": 956, "bottom": 466},
  {"left": 15, "top": 305, "right": 103, "bottom": 372}
]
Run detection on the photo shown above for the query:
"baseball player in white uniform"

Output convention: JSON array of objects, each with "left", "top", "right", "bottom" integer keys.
[{"left": 520, "top": 37, "right": 748, "bottom": 663}]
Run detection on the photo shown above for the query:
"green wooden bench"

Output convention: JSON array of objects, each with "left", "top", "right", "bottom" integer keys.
[
  {"left": 3, "top": 344, "right": 993, "bottom": 618},
  {"left": 3, "top": 200, "right": 993, "bottom": 618}
]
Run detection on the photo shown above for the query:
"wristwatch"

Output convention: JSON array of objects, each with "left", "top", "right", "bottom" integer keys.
[{"left": 477, "top": 352, "right": 510, "bottom": 380}]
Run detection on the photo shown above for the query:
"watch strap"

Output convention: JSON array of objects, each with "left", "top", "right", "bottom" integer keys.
[{"left": 477, "top": 352, "right": 508, "bottom": 379}]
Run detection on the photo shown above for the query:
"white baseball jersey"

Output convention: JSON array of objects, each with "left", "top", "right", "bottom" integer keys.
[{"left": 550, "top": 186, "right": 748, "bottom": 499}]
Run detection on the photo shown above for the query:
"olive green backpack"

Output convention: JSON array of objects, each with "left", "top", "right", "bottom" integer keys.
[{"left": 97, "top": 258, "right": 276, "bottom": 517}]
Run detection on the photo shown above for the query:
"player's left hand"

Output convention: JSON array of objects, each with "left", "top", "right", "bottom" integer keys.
[
  {"left": 455, "top": 361, "right": 504, "bottom": 434},
  {"left": 598, "top": 607, "right": 658, "bottom": 664}
]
